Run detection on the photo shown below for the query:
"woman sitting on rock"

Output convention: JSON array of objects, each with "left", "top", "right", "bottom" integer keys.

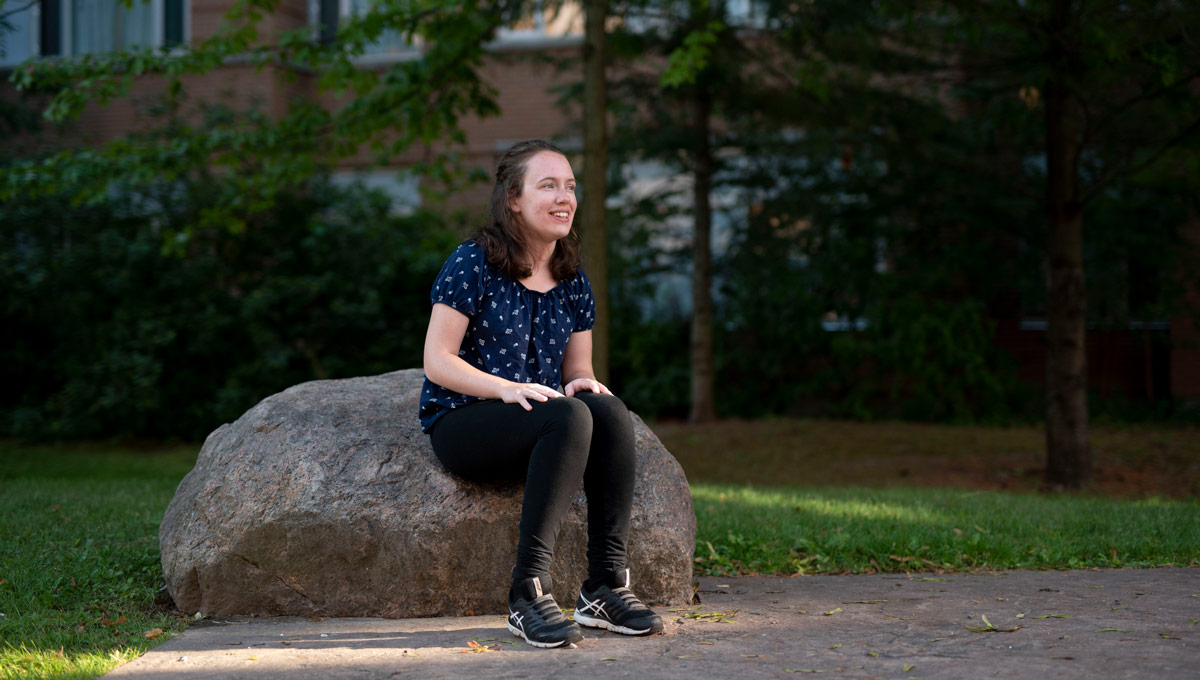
[{"left": 418, "top": 139, "right": 664, "bottom": 648}]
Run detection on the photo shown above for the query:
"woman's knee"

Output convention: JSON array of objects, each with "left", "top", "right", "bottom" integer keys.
[
  {"left": 537, "top": 395, "right": 594, "bottom": 438},
  {"left": 575, "top": 392, "right": 631, "bottom": 429}
]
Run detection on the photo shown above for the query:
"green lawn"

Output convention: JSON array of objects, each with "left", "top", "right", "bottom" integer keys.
[
  {"left": 2, "top": 426, "right": 1198, "bottom": 679},
  {"left": 693, "top": 483, "right": 1200, "bottom": 576},
  {"left": 0, "top": 444, "right": 195, "bottom": 680}
]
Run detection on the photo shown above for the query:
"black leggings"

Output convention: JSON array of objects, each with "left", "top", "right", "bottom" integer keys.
[{"left": 429, "top": 392, "right": 636, "bottom": 582}]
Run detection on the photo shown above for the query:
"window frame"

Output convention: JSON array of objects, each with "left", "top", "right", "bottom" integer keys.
[
  {"left": 306, "top": 0, "right": 583, "bottom": 64},
  {"left": 0, "top": 0, "right": 42, "bottom": 66},
  {"left": 0, "top": 0, "right": 189, "bottom": 67},
  {"left": 308, "top": 0, "right": 423, "bottom": 64}
]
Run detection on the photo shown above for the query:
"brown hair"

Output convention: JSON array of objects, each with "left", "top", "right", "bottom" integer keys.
[{"left": 473, "top": 139, "right": 582, "bottom": 281}]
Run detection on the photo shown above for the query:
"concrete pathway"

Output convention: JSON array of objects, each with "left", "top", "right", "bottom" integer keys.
[{"left": 105, "top": 568, "right": 1200, "bottom": 679}]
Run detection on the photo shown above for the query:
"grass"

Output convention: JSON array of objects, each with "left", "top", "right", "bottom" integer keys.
[
  {"left": 0, "top": 443, "right": 196, "bottom": 680},
  {"left": 692, "top": 484, "right": 1200, "bottom": 576},
  {"left": 2, "top": 420, "right": 1199, "bottom": 678}
]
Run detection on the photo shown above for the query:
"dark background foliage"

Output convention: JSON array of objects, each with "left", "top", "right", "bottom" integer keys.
[{"left": 1, "top": 176, "right": 458, "bottom": 440}]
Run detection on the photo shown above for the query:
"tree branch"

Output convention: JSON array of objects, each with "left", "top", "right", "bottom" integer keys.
[
  {"left": 0, "top": 0, "right": 37, "bottom": 23},
  {"left": 1081, "top": 113, "right": 1200, "bottom": 206}
]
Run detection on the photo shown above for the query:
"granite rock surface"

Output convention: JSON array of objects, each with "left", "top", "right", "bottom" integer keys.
[{"left": 159, "top": 369, "right": 695, "bottom": 617}]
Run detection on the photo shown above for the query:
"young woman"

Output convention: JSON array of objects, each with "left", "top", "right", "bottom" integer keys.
[{"left": 419, "top": 140, "right": 663, "bottom": 648}]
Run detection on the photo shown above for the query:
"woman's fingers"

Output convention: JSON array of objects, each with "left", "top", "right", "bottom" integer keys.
[
  {"left": 563, "top": 378, "right": 613, "bottom": 397},
  {"left": 505, "top": 382, "right": 560, "bottom": 410}
]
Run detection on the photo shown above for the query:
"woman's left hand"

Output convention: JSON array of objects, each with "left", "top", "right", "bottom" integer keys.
[{"left": 563, "top": 378, "right": 613, "bottom": 397}]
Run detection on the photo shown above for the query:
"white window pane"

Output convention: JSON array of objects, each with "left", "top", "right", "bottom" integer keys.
[
  {"left": 117, "top": 0, "right": 155, "bottom": 49},
  {"left": 0, "top": 0, "right": 37, "bottom": 65},
  {"left": 74, "top": 0, "right": 115, "bottom": 54},
  {"left": 348, "top": 0, "right": 414, "bottom": 56},
  {"left": 72, "top": 0, "right": 156, "bottom": 55}
]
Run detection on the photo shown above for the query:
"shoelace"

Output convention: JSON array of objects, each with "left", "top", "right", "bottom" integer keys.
[
  {"left": 528, "top": 595, "right": 569, "bottom": 625},
  {"left": 601, "top": 587, "right": 648, "bottom": 615}
]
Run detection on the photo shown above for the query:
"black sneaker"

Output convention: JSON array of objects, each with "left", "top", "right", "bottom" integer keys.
[
  {"left": 573, "top": 568, "right": 664, "bottom": 636},
  {"left": 507, "top": 576, "right": 583, "bottom": 648}
]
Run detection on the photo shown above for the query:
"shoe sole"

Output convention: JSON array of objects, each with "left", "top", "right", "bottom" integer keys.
[
  {"left": 507, "top": 622, "right": 582, "bottom": 648},
  {"left": 573, "top": 610, "right": 663, "bottom": 636}
]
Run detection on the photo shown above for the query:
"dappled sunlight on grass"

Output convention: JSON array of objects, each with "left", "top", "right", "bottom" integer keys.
[
  {"left": 0, "top": 643, "right": 152, "bottom": 680},
  {"left": 690, "top": 482, "right": 1200, "bottom": 577},
  {"left": 692, "top": 485, "right": 952, "bottom": 524},
  {"left": 1, "top": 441, "right": 197, "bottom": 680}
]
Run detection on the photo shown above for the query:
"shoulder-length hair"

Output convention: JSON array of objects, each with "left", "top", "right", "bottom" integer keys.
[{"left": 473, "top": 139, "right": 582, "bottom": 282}]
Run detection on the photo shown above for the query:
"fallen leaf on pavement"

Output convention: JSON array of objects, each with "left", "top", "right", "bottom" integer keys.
[
  {"left": 461, "top": 640, "right": 500, "bottom": 653},
  {"left": 687, "top": 610, "right": 737, "bottom": 623},
  {"left": 966, "top": 614, "right": 1020, "bottom": 633}
]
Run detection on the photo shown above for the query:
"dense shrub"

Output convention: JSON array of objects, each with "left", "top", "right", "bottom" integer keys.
[{"left": 1, "top": 177, "right": 459, "bottom": 440}]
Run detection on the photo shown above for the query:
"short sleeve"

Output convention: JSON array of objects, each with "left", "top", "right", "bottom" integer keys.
[
  {"left": 430, "top": 241, "right": 485, "bottom": 316},
  {"left": 571, "top": 269, "right": 597, "bottom": 333}
]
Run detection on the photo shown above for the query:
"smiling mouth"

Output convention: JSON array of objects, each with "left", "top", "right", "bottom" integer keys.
[{"left": 551, "top": 211, "right": 570, "bottom": 219}]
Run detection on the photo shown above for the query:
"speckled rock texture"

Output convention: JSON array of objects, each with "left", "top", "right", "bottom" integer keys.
[{"left": 159, "top": 369, "right": 695, "bottom": 618}]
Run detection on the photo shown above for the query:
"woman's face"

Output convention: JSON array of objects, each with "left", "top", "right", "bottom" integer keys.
[{"left": 509, "top": 151, "right": 577, "bottom": 246}]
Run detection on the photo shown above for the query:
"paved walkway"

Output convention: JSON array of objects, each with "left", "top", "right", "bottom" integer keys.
[{"left": 106, "top": 568, "right": 1199, "bottom": 679}]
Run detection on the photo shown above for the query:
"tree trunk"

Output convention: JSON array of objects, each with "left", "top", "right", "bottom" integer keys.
[
  {"left": 689, "top": 88, "right": 716, "bottom": 423},
  {"left": 581, "top": 0, "right": 609, "bottom": 383},
  {"left": 1043, "top": 0, "right": 1090, "bottom": 489}
]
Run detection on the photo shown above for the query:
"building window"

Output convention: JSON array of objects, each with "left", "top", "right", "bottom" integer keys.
[
  {"left": 1, "top": 0, "right": 40, "bottom": 65},
  {"left": 309, "top": 0, "right": 581, "bottom": 61},
  {"left": 492, "top": 0, "right": 581, "bottom": 49},
  {"left": 0, "top": 0, "right": 186, "bottom": 66},
  {"left": 311, "top": 0, "right": 419, "bottom": 61},
  {"left": 331, "top": 169, "right": 420, "bottom": 216}
]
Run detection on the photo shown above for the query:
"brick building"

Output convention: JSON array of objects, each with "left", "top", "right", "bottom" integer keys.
[{"left": 1, "top": 0, "right": 583, "bottom": 215}]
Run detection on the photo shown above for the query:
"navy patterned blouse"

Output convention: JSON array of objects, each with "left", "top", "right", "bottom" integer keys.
[{"left": 418, "top": 240, "right": 596, "bottom": 433}]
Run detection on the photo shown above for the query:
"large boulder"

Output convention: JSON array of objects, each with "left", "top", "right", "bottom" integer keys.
[{"left": 159, "top": 369, "right": 695, "bottom": 618}]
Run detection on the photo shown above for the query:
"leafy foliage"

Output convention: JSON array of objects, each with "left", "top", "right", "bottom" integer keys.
[
  {"left": 0, "top": 174, "right": 458, "bottom": 439},
  {"left": 602, "top": 0, "right": 1199, "bottom": 423},
  {"left": 1, "top": 0, "right": 515, "bottom": 225}
]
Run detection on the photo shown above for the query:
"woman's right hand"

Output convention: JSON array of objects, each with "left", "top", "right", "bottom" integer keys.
[{"left": 499, "top": 381, "right": 562, "bottom": 411}]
